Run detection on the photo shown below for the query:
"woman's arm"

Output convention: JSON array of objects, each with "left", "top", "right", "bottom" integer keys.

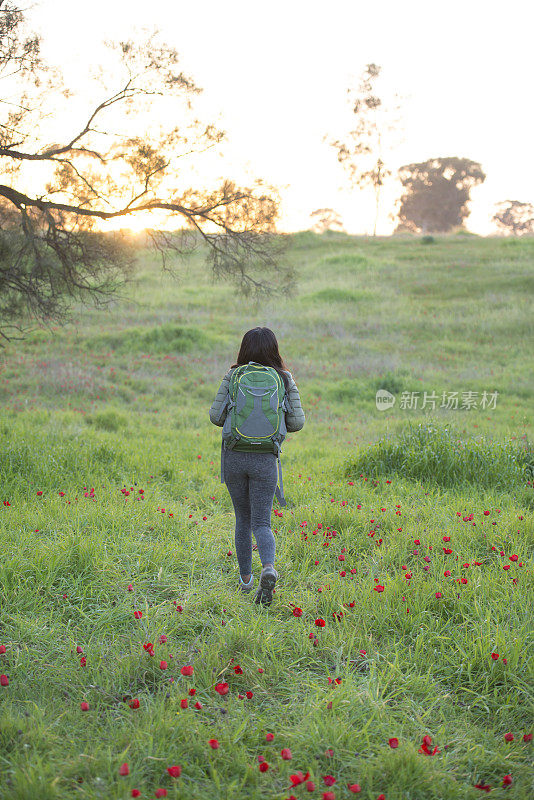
[
  {"left": 209, "top": 369, "right": 233, "bottom": 426},
  {"left": 285, "top": 373, "right": 305, "bottom": 432}
]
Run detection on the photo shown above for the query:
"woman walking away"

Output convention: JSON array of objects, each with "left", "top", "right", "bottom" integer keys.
[{"left": 209, "top": 327, "right": 305, "bottom": 606}]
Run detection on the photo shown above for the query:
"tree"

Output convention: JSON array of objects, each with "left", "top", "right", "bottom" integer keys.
[
  {"left": 492, "top": 200, "right": 534, "bottom": 236},
  {"left": 0, "top": 2, "right": 290, "bottom": 346},
  {"left": 309, "top": 208, "right": 344, "bottom": 234},
  {"left": 328, "top": 63, "right": 401, "bottom": 236},
  {"left": 395, "top": 157, "right": 486, "bottom": 234}
]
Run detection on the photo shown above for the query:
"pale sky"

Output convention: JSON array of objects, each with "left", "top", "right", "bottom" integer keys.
[{"left": 28, "top": 0, "right": 534, "bottom": 235}]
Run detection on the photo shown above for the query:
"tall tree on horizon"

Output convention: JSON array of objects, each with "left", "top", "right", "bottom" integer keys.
[
  {"left": 0, "top": 1, "right": 289, "bottom": 347},
  {"left": 395, "top": 157, "right": 486, "bottom": 234},
  {"left": 328, "top": 63, "right": 401, "bottom": 236}
]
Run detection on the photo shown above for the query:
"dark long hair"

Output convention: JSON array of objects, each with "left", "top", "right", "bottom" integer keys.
[{"left": 231, "top": 327, "right": 290, "bottom": 391}]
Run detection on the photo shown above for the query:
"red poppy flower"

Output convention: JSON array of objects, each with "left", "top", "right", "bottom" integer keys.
[
  {"left": 348, "top": 785, "right": 362, "bottom": 794},
  {"left": 323, "top": 775, "right": 336, "bottom": 786},
  {"left": 180, "top": 698, "right": 188, "bottom": 709},
  {"left": 134, "top": 610, "right": 142, "bottom": 619},
  {"left": 491, "top": 652, "right": 499, "bottom": 660},
  {"left": 315, "top": 619, "right": 326, "bottom": 627},
  {"left": 323, "top": 792, "right": 335, "bottom": 800},
  {"left": 377, "top": 795, "right": 386, "bottom": 800},
  {"left": 474, "top": 784, "right": 491, "bottom": 792},
  {"left": 155, "top": 791, "right": 167, "bottom": 799},
  {"left": 266, "top": 732, "right": 274, "bottom": 741},
  {"left": 418, "top": 735, "right": 440, "bottom": 755},
  {"left": 132, "top": 791, "right": 141, "bottom": 798},
  {"left": 80, "top": 656, "right": 86, "bottom": 667},
  {"left": 281, "top": 748, "right": 293, "bottom": 760},
  {"left": 208, "top": 739, "right": 219, "bottom": 749},
  {"left": 374, "top": 585, "right": 384, "bottom": 593},
  {"left": 524, "top": 733, "right": 532, "bottom": 742},
  {"left": 259, "top": 762, "right": 269, "bottom": 772},
  {"left": 435, "top": 592, "right": 442, "bottom": 599},
  {"left": 214, "top": 682, "right": 229, "bottom": 695},
  {"left": 504, "top": 732, "right": 514, "bottom": 742},
  {"left": 293, "top": 607, "right": 303, "bottom": 617},
  {"left": 80, "top": 702, "right": 89, "bottom": 711},
  {"left": 290, "top": 771, "right": 311, "bottom": 786},
  {"left": 119, "top": 763, "right": 130, "bottom": 776},
  {"left": 388, "top": 738, "right": 399, "bottom": 749},
  {"left": 233, "top": 665, "right": 243, "bottom": 674},
  {"left": 502, "top": 775, "right": 513, "bottom": 787},
  {"left": 128, "top": 698, "right": 140, "bottom": 709},
  {"left": 167, "top": 765, "right": 182, "bottom": 777},
  {"left": 306, "top": 780, "right": 316, "bottom": 791},
  {"left": 1, "top": 674, "right": 9, "bottom": 686},
  {"left": 181, "top": 665, "right": 194, "bottom": 676},
  {"left": 159, "top": 634, "right": 167, "bottom": 644},
  {"left": 159, "top": 660, "right": 168, "bottom": 670}
]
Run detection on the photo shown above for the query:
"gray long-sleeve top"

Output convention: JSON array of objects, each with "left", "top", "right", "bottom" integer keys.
[{"left": 209, "top": 367, "right": 305, "bottom": 432}]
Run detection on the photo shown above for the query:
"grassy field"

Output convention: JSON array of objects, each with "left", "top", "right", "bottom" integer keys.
[{"left": 0, "top": 231, "right": 533, "bottom": 800}]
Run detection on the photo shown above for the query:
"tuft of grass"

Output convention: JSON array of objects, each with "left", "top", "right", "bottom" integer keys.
[{"left": 343, "top": 421, "right": 534, "bottom": 489}]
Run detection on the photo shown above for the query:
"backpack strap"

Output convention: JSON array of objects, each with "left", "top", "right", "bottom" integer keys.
[{"left": 273, "top": 440, "right": 286, "bottom": 506}]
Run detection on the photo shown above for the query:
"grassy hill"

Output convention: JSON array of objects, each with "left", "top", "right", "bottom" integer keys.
[{"left": 0, "top": 232, "right": 533, "bottom": 799}]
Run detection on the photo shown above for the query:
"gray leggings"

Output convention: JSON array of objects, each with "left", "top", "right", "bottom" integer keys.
[{"left": 223, "top": 448, "right": 277, "bottom": 576}]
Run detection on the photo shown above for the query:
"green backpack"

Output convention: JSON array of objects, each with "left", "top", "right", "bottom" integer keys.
[{"left": 220, "top": 361, "right": 288, "bottom": 506}]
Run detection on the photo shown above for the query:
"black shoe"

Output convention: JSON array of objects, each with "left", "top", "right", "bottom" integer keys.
[{"left": 254, "top": 565, "right": 279, "bottom": 606}]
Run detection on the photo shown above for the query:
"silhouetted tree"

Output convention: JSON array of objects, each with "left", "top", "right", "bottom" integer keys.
[
  {"left": 493, "top": 200, "right": 534, "bottom": 236},
  {"left": 328, "top": 63, "right": 401, "bottom": 236},
  {"left": 0, "top": 1, "right": 289, "bottom": 346},
  {"left": 395, "top": 157, "right": 486, "bottom": 234},
  {"left": 310, "top": 208, "right": 344, "bottom": 234}
]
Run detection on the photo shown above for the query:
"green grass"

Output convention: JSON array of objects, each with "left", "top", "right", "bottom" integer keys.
[{"left": 0, "top": 232, "right": 533, "bottom": 800}]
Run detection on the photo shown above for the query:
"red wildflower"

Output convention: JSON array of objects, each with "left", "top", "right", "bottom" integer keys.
[
  {"left": 491, "top": 652, "right": 499, "bottom": 660},
  {"left": 155, "top": 791, "right": 167, "bottom": 799},
  {"left": 159, "top": 660, "right": 168, "bottom": 670},
  {"left": 80, "top": 702, "right": 89, "bottom": 711},
  {"left": 418, "top": 735, "right": 440, "bottom": 755},
  {"left": 132, "top": 791, "right": 141, "bottom": 798},
  {"left": 167, "top": 765, "right": 182, "bottom": 777},
  {"left": 290, "top": 771, "right": 311, "bottom": 786},
  {"left": 388, "top": 738, "right": 399, "bottom": 749},
  {"left": 180, "top": 698, "right": 188, "bottom": 709},
  {"left": 0, "top": 644, "right": 6, "bottom": 655},
  {"left": 474, "top": 784, "right": 492, "bottom": 792},
  {"left": 523, "top": 733, "right": 532, "bottom": 742},
  {"left": 504, "top": 732, "right": 514, "bottom": 742},
  {"left": 306, "top": 780, "right": 316, "bottom": 791},
  {"left": 281, "top": 748, "right": 293, "bottom": 760},
  {"left": 214, "top": 682, "right": 229, "bottom": 695},
  {"left": 266, "top": 732, "right": 274, "bottom": 741},
  {"left": 293, "top": 607, "right": 303, "bottom": 617},
  {"left": 80, "top": 656, "right": 86, "bottom": 667},
  {"left": 119, "top": 763, "right": 130, "bottom": 776},
  {"left": 159, "top": 634, "right": 167, "bottom": 643},
  {"left": 233, "top": 665, "right": 243, "bottom": 674},
  {"left": 128, "top": 698, "right": 140, "bottom": 709},
  {"left": 181, "top": 664, "right": 194, "bottom": 676},
  {"left": 315, "top": 619, "right": 326, "bottom": 627},
  {"left": 347, "top": 785, "right": 362, "bottom": 794},
  {"left": 502, "top": 775, "right": 513, "bottom": 787},
  {"left": 259, "top": 762, "right": 269, "bottom": 772},
  {"left": 134, "top": 610, "right": 142, "bottom": 619},
  {"left": 374, "top": 585, "right": 385, "bottom": 593},
  {"left": 1, "top": 674, "right": 9, "bottom": 686},
  {"left": 323, "top": 775, "right": 336, "bottom": 785},
  {"left": 323, "top": 792, "right": 335, "bottom": 800},
  {"left": 208, "top": 739, "right": 219, "bottom": 749}
]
